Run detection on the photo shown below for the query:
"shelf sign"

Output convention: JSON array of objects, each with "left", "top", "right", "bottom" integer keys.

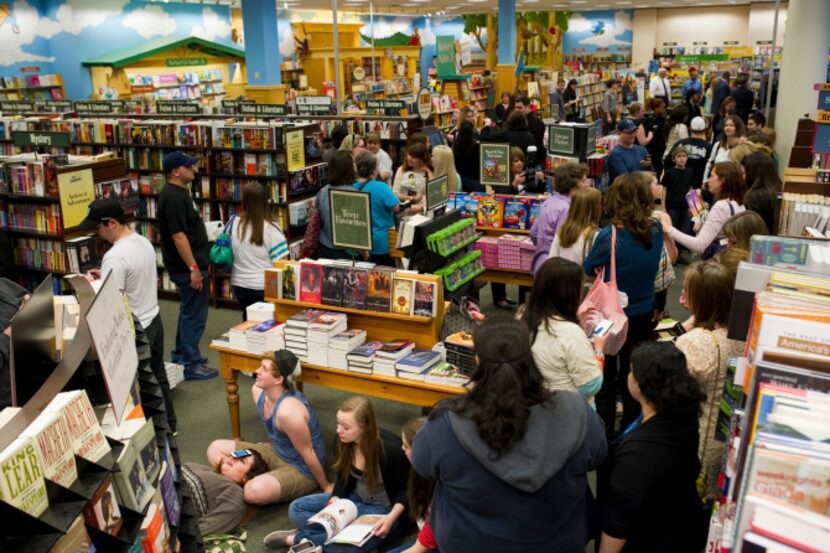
[
  {"left": 693, "top": 41, "right": 708, "bottom": 46},
  {"left": 238, "top": 103, "right": 288, "bottom": 116},
  {"left": 156, "top": 101, "right": 201, "bottom": 115},
  {"left": 165, "top": 57, "right": 208, "bottom": 67},
  {"left": 676, "top": 54, "right": 729, "bottom": 62},
  {"left": 11, "top": 131, "right": 71, "bottom": 148},
  {"left": 724, "top": 41, "right": 740, "bottom": 45},
  {"left": 819, "top": 89, "right": 830, "bottom": 111},
  {"left": 596, "top": 47, "right": 610, "bottom": 52},
  {"left": 548, "top": 125, "right": 575, "bottom": 155},
  {"left": 662, "top": 42, "right": 678, "bottom": 47},
  {"left": 417, "top": 87, "right": 431, "bottom": 120},
  {"left": 817, "top": 111, "right": 830, "bottom": 124},
  {"left": 131, "top": 84, "right": 155, "bottom": 94},
  {"left": 296, "top": 95, "right": 332, "bottom": 115},
  {"left": 329, "top": 188, "right": 374, "bottom": 251},
  {"left": 366, "top": 99, "right": 405, "bottom": 116},
  {"left": 124, "top": 100, "right": 142, "bottom": 112},
  {"left": 19, "top": 66, "right": 40, "bottom": 72},
  {"left": 221, "top": 99, "right": 254, "bottom": 114},
  {"left": 814, "top": 113, "right": 830, "bottom": 155},
  {"left": 0, "top": 101, "right": 34, "bottom": 112},
  {"left": 73, "top": 100, "right": 114, "bottom": 113},
  {"left": 286, "top": 129, "right": 305, "bottom": 172},
  {"left": 756, "top": 40, "right": 773, "bottom": 45},
  {"left": 44, "top": 100, "right": 73, "bottom": 111}
]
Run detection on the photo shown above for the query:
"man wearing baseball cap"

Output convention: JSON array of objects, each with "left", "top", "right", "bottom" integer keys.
[
  {"left": 663, "top": 116, "right": 713, "bottom": 188},
  {"left": 681, "top": 66, "right": 702, "bottom": 97},
  {"left": 608, "top": 118, "right": 652, "bottom": 183},
  {"left": 157, "top": 151, "right": 216, "bottom": 381},
  {"left": 79, "top": 198, "right": 178, "bottom": 432}
]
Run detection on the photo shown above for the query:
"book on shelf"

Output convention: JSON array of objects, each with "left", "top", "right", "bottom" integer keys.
[
  {"left": 365, "top": 267, "right": 394, "bottom": 312},
  {"left": 347, "top": 340, "right": 383, "bottom": 373},
  {"left": 308, "top": 498, "right": 384, "bottom": 547},
  {"left": 47, "top": 389, "right": 111, "bottom": 463},
  {"left": 158, "top": 460, "right": 180, "bottom": 528},
  {"left": 322, "top": 264, "right": 344, "bottom": 306},
  {"left": 412, "top": 280, "right": 438, "bottom": 317},
  {"left": 328, "top": 329, "right": 367, "bottom": 371},
  {"left": 265, "top": 267, "right": 283, "bottom": 299},
  {"left": 342, "top": 268, "right": 368, "bottom": 310},
  {"left": 396, "top": 349, "right": 442, "bottom": 374},
  {"left": 111, "top": 424, "right": 153, "bottom": 512},
  {"left": 424, "top": 362, "right": 471, "bottom": 387},
  {"left": 132, "top": 415, "right": 161, "bottom": 483},
  {"left": 299, "top": 261, "right": 323, "bottom": 304},
  {"left": 246, "top": 319, "right": 286, "bottom": 354},
  {"left": 0, "top": 435, "right": 48, "bottom": 516},
  {"left": 139, "top": 488, "right": 171, "bottom": 553},
  {"left": 282, "top": 264, "right": 298, "bottom": 300},
  {"left": 51, "top": 514, "right": 94, "bottom": 552},
  {"left": 391, "top": 278, "right": 414, "bottom": 315},
  {"left": 20, "top": 409, "right": 79, "bottom": 489},
  {"left": 65, "top": 234, "right": 101, "bottom": 274},
  {"left": 287, "top": 308, "right": 329, "bottom": 328},
  {"left": 82, "top": 475, "right": 124, "bottom": 537}
]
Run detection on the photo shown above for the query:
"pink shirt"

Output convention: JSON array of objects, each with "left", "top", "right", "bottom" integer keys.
[{"left": 668, "top": 199, "right": 744, "bottom": 254}]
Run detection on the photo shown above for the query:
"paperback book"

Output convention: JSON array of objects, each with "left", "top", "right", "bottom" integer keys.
[{"left": 342, "top": 268, "right": 368, "bottom": 310}]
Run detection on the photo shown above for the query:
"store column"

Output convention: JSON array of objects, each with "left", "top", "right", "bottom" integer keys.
[
  {"left": 775, "top": 0, "right": 830, "bottom": 169},
  {"left": 241, "top": 0, "right": 282, "bottom": 87},
  {"left": 495, "top": 0, "right": 517, "bottom": 97}
]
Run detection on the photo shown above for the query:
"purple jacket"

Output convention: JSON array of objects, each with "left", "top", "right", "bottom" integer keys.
[{"left": 530, "top": 192, "right": 571, "bottom": 274}]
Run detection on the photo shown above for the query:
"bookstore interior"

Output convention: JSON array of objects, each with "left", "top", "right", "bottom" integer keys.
[{"left": 1, "top": 0, "right": 830, "bottom": 551}]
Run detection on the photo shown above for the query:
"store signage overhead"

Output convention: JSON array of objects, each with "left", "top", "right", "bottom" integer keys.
[
  {"left": 238, "top": 103, "right": 288, "bottom": 116},
  {"left": 296, "top": 96, "right": 332, "bottom": 115},
  {"left": 45, "top": 100, "right": 72, "bottom": 110},
  {"left": 724, "top": 41, "right": 740, "bottom": 45},
  {"left": 676, "top": 54, "right": 729, "bottom": 62},
  {"left": 73, "top": 100, "right": 115, "bottom": 113},
  {"left": 131, "top": 85, "right": 155, "bottom": 94},
  {"left": 693, "top": 41, "right": 708, "bottom": 46},
  {"left": 0, "top": 101, "right": 34, "bottom": 112},
  {"left": 11, "top": 131, "right": 71, "bottom": 148},
  {"left": 662, "top": 42, "right": 677, "bottom": 47},
  {"left": 220, "top": 99, "right": 255, "bottom": 114},
  {"left": 166, "top": 57, "right": 208, "bottom": 67},
  {"left": 756, "top": 40, "right": 773, "bottom": 45},
  {"left": 156, "top": 101, "right": 201, "bottom": 115},
  {"left": 366, "top": 99, "right": 405, "bottom": 115}
]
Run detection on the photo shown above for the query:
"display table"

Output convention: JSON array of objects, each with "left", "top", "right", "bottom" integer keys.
[
  {"left": 210, "top": 344, "right": 465, "bottom": 440},
  {"left": 478, "top": 266, "right": 534, "bottom": 287}
]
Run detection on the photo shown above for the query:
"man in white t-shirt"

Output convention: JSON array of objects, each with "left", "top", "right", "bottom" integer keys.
[
  {"left": 366, "top": 132, "right": 393, "bottom": 183},
  {"left": 649, "top": 67, "right": 672, "bottom": 104},
  {"left": 79, "top": 198, "right": 177, "bottom": 433}
]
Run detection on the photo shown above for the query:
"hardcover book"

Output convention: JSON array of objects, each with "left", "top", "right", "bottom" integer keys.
[
  {"left": 365, "top": 268, "right": 393, "bottom": 312},
  {"left": 299, "top": 261, "right": 323, "bottom": 304},
  {"left": 112, "top": 431, "right": 152, "bottom": 512},
  {"left": 412, "top": 280, "right": 438, "bottom": 317},
  {"left": 282, "top": 263, "right": 298, "bottom": 300},
  {"left": 391, "top": 278, "right": 414, "bottom": 315},
  {"left": 83, "top": 476, "right": 124, "bottom": 537},
  {"left": 321, "top": 265, "right": 344, "bottom": 306},
  {"left": 342, "top": 268, "right": 368, "bottom": 310},
  {"left": 47, "top": 390, "right": 111, "bottom": 462}
]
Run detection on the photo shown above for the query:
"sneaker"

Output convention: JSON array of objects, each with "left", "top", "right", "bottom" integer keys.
[
  {"left": 263, "top": 530, "right": 296, "bottom": 549},
  {"left": 288, "top": 540, "right": 321, "bottom": 553},
  {"left": 184, "top": 366, "right": 219, "bottom": 380}
]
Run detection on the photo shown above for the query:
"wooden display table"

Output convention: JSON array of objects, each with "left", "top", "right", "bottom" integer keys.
[
  {"left": 210, "top": 344, "right": 464, "bottom": 440},
  {"left": 478, "top": 266, "right": 534, "bottom": 288}
]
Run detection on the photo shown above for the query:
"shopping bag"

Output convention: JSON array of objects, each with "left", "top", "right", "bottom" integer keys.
[{"left": 209, "top": 215, "right": 236, "bottom": 270}]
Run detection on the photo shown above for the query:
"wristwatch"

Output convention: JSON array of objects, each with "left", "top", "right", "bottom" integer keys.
[{"left": 189, "top": 263, "right": 199, "bottom": 272}]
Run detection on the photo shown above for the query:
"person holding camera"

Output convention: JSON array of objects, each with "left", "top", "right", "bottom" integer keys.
[{"left": 509, "top": 147, "right": 546, "bottom": 195}]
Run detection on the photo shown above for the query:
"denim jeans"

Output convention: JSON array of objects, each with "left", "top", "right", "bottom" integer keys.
[
  {"left": 169, "top": 271, "right": 209, "bottom": 371},
  {"left": 232, "top": 286, "right": 264, "bottom": 321},
  {"left": 144, "top": 314, "right": 177, "bottom": 432},
  {"left": 386, "top": 543, "right": 439, "bottom": 553},
  {"left": 289, "top": 491, "right": 403, "bottom": 553}
]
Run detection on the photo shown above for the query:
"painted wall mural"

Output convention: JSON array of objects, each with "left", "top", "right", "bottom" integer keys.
[{"left": 563, "top": 9, "right": 633, "bottom": 53}]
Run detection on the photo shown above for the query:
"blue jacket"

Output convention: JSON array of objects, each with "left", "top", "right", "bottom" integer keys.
[{"left": 412, "top": 391, "right": 607, "bottom": 553}]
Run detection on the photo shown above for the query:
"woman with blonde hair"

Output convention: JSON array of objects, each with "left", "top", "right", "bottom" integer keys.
[
  {"left": 727, "top": 141, "right": 758, "bottom": 166},
  {"left": 339, "top": 133, "right": 366, "bottom": 156},
  {"left": 230, "top": 182, "right": 288, "bottom": 317},
  {"left": 431, "top": 145, "right": 460, "bottom": 193},
  {"left": 549, "top": 187, "right": 602, "bottom": 265},
  {"left": 266, "top": 396, "right": 410, "bottom": 551}
]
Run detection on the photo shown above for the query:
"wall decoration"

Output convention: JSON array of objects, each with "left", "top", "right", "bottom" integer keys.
[{"left": 563, "top": 10, "right": 633, "bottom": 54}]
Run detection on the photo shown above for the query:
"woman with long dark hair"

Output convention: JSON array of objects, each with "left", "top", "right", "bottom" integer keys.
[
  {"left": 230, "top": 181, "right": 289, "bottom": 314},
  {"left": 265, "top": 396, "right": 410, "bottom": 551},
  {"left": 663, "top": 105, "right": 690, "bottom": 165},
  {"left": 452, "top": 120, "right": 482, "bottom": 193},
  {"left": 599, "top": 342, "right": 707, "bottom": 553},
  {"left": 741, "top": 151, "right": 782, "bottom": 234},
  {"left": 520, "top": 257, "right": 604, "bottom": 403},
  {"left": 563, "top": 78, "right": 580, "bottom": 121},
  {"left": 584, "top": 172, "right": 664, "bottom": 438},
  {"left": 411, "top": 317, "right": 606, "bottom": 552},
  {"left": 703, "top": 113, "right": 746, "bottom": 186},
  {"left": 314, "top": 150, "right": 358, "bottom": 260}
]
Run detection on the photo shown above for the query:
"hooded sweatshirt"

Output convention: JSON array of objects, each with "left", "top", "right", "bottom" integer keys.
[{"left": 411, "top": 390, "right": 607, "bottom": 553}]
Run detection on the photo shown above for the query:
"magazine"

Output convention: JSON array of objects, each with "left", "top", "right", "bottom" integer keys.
[{"left": 307, "top": 498, "right": 383, "bottom": 546}]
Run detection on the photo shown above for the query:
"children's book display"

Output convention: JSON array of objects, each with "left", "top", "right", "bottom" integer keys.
[
  {"left": 474, "top": 234, "right": 534, "bottom": 272},
  {"left": 434, "top": 250, "right": 485, "bottom": 292},
  {"left": 426, "top": 218, "right": 479, "bottom": 257},
  {"left": 448, "top": 192, "right": 547, "bottom": 230},
  {"left": 704, "top": 236, "right": 830, "bottom": 553}
]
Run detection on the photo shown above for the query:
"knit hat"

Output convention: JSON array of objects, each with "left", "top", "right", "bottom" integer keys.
[{"left": 272, "top": 349, "right": 302, "bottom": 389}]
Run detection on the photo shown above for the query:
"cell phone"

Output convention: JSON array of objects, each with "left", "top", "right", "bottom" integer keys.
[
  {"left": 230, "top": 449, "right": 252, "bottom": 459},
  {"left": 592, "top": 319, "right": 614, "bottom": 338}
]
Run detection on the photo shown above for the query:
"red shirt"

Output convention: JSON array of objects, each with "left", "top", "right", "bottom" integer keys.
[{"left": 418, "top": 520, "right": 438, "bottom": 550}]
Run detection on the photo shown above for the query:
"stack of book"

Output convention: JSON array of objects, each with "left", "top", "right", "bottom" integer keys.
[
  {"left": 327, "top": 329, "right": 367, "bottom": 370},
  {"left": 424, "top": 362, "right": 472, "bottom": 387},
  {"left": 444, "top": 331, "right": 477, "bottom": 376},
  {"left": 396, "top": 349, "right": 443, "bottom": 381},
  {"left": 306, "top": 312, "right": 348, "bottom": 366},
  {"left": 245, "top": 319, "right": 286, "bottom": 355},
  {"left": 346, "top": 341, "right": 383, "bottom": 374},
  {"left": 372, "top": 341, "right": 416, "bottom": 377},
  {"left": 228, "top": 320, "right": 260, "bottom": 350},
  {"left": 285, "top": 308, "right": 327, "bottom": 362}
]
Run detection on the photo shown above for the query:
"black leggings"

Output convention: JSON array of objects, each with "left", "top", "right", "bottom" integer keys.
[{"left": 595, "top": 311, "right": 654, "bottom": 439}]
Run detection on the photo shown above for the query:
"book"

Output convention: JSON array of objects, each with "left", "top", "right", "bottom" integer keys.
[
  {"left": 265, "top": 268, "right": 282, "bottom": 299},
  {"left": 112, "top": 429, "right": 152, "bottom": 512},
  {"left": 342, "top": 268, "right": 368, "bottom": 310},
  {"left": 307, "top": 498, "right": 385, "bottom": 547},
  {"left": 412, "top": 280, "right": 438, "bottom": 317},
  {"left": 282, "top": 263, "right": 298, "bottom": 300},
  {"left": 300, "top": 261, "right": 323, "bottom": 304},
  {"left": 47, "top": 390, "right": 111, "bottom": 462},
  {"left": 365, "top": 268, "right": 393, "bottom": 312},
  {"left": 391, "top": 278, "right": 414, "bottom": 315},
  {"left": 424, "top": 362, "right": 471, "bottom": 387},
  {"left": 83, "top": 476, "right": 124, "bottom": 537},
  {"left": 21, "top": 410, "right": 78, "bottom": 489},
  {"left": 328, "top": 329, "right": 367, "bottom": 350},
  {"left": 132, "top": 417, "right": 161, "bottom": 483},
  {"left": 396, "top": 349, "right": 442, "bottom": 373},
  {"left": 503, "top": 197, "right": 530, "bottom": 229},
  {"left": 139, "top": 489, "right": 170, "bottom": 553},
  {"left": 158, "top": 460, "right": 180, "bottom": 527},
  {"left": 51, "top": 514, "right": 93, "bottom": 553},
  {"left": 309, "top": 312, "right": 348, "bottom": 333},
  {"left": 0, "top": 436, "right": 48, "bottom": 516},
  {"left": 287, "top": 308, "right": 328, "bottom": 328},
  {"left": 322, "top": 264, "right": 344, "bottom": 306}
]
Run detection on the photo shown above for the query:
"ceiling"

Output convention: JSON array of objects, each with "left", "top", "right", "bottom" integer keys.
[{"left": 156, "top": 0, "right": 776, "bottom": 16}]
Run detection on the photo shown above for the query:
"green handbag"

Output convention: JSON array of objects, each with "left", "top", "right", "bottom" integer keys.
[{"left": 209, "top": 215, "right": 236, "bottom": 270}]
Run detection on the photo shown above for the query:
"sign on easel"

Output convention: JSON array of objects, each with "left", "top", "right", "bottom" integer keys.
[
  {"left": 86, "top": 274, "right": 139, "bottom": 424},
  {"left": 58, "top": 169, "right": 96, "bottom": 229},
  {"left": 286, "top": 129, "right": 306, "bottom": 172},
  {"left": 417, "top": 88, "right": 432, "bottom": 120},
  {"left": 479, "top": 143, "right": 510, "bottom": 188},
  {"left": 329, "top": 188, "right": 374, "bottom": 251}
]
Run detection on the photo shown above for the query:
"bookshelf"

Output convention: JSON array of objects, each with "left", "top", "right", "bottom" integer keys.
[{"left": 0, "top": 74, "right": 66, "bottom": 102}]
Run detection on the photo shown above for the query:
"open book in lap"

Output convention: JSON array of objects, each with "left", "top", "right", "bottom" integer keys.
[{"left": 308, "top": 498, "right": 384, "bottom": 547}]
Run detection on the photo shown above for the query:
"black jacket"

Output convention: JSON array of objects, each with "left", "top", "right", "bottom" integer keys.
[
  {"left": 332, "top": 427, "right": 410, "bottom": 510},
  {"left": 601, "top": 413, "right": 704, "bottom": 553},
  {"left": 730, "top": 86, "right": 755, "bottom": 123},
  {"left": 526, "top": 111, "right": 547, "bottom": 159}
]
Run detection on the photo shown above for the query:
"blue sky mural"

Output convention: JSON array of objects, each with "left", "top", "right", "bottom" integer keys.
[{"left": 563, "top": 10, "right": 633, "bottom": 54}]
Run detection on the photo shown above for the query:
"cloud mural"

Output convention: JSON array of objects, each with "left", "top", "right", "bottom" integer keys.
[
  {"left": 123, "top": 5, "right": 176, "bottom": 39},
  {"left": 191, "top": 7, "right": 231, "bottom": 42},
  {"left": 565, "top": 10, "right": 633, "bottom": 52}
]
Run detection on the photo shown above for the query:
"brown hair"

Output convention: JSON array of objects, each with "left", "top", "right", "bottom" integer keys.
[
  {"left": 628, "top": 102, "right": 644, "bottom": 118},
  {"left": 240, "top": 182, "right": 279, "bottom": 246},
  {"left": 684, "top": 261, "right": 733, "bottom": 331},
  {"left": 365, "top": 132, "right": 381, "bottom": 146},
  {"left": 722, "top": 211, "right": 768, "bottom": 251},
  {"left": 553, "top": 161, "right": 587, "bottom": 194},
  {"left": 403, "top": 417, "right": 434, "bottom": 522},
  {"left": 407, "top": 132, "right": 429, "bottom": 150},
  {"left": 558, "top": 187, "right": 601, "bottom": 249},
  {"left": 720, "top": 114, "right": 746, "bottom": 148},
  {"left": 605, "top": 172, "right": 656, "bottom": 247},
  {"left": 712, "top": 161, "right": 746, "bottom": 204},
  {"left": 403, "top": 141, "right": 434, "bottom": 172},
  {"left": 217, "top": 449, "right": 270, "bottom": 484},
  {"left": 714, "top": 247, "right": 750, "bottom": 287},
  {"left": 334, "top": 396, "right": 383, "bottom": 494},
  {"left": 506, "top": 109, "right": 528, "bottom": 131},
  {"left": 720, "top": 96, "right": 736, "bottom": 118}
]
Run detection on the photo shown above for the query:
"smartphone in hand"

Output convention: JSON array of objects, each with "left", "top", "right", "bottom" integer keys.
[{"left": 592, "top": 319, "right": 614, "bottom": 338}]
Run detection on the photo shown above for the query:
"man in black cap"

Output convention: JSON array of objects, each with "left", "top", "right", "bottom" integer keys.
[
  {"left": 157, "top": 151, "right": 216, "bottom": 381},
  {"left": 79, "top": 198, "right": 178, "bottom": 433}
]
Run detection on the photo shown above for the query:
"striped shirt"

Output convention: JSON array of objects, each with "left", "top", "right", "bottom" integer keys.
[{"left": 230, "top": 217, "right": 288, "bottom": 289}]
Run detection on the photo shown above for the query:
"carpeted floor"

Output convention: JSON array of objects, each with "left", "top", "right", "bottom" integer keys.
[{"left": 165, "top": 269, "right": 687, "bottom": 552}]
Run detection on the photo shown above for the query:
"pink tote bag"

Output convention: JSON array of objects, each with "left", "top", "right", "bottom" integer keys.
[{"left": 577, "top": 226, "right": 629, "bottom": 355}]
